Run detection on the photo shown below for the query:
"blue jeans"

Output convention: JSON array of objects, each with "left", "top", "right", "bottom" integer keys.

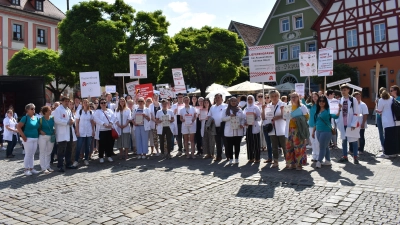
[
  {"left": 377, "top": 116, "right": 385, "bottom": 148},
  {"left": 75, "top": 136, "right": 92, "bottom": 161},
  {"left": 6, "top": 135, "right": 17, "bottom": 156},
  {"left": 263, "top": 131, "right": 273, "bottom": 160},
  {"left": 135, "top": 126, "right": 149, "bottom": 155},
  {"left": 342, "top": 126, "right": 358, "bottom": 157},
  {"left": 317, "top": 131, "right": 332, "bottom": 162}
]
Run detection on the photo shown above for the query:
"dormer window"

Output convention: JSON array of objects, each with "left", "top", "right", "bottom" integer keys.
[
  {"left": 36, "top": 0, "right": 43, "bottom": 11},
  {"left": 11, "top": 0, "right": 20, "bottom": 5}
]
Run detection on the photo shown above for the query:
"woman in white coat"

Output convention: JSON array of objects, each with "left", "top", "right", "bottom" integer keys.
[
  {"left": 243, "top": 95, "right": 262, "bottom": 163},
  {"left": 115, "top": 98, "right": 132, "bottom": 160},
  {"left": 148, "top": 94, "right": 161, "bottom": 155},
  {"left": 179, "top": 96, "right": 197, "bottom": 159},
  {"left": 94, "top": 98, "right": 116, "bottom": 163},
  {"left": 3, "top": 109, "right": 18, "bottom": 158},
  {"left": 132, "top": 97, "right": 151, "bottom": 159},
  {"left": 222, "top": 97, "right": 245, "bottom": 165}
]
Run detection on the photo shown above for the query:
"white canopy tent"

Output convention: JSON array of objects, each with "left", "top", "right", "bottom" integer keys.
[
  {"left": 188, "top": 83, "right": 228, "bottom": 96},
  {"left": 226, "top": 81, "right": 275, "bottom": 94},
  {"left": 274, "top": 82, "right": 296, "bottom": 92}
]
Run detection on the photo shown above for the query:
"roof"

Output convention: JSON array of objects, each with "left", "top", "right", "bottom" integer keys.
[
  {"left": 0, "top": 0, "right": 65, "bottom": 21},
  {"left": 229, "top": 21, "right": 262, "bottom": 47},
  {"left": 254, "top": 0, "right": 329, "bottom": 46}
]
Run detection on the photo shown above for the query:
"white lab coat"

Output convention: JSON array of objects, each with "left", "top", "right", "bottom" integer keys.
[
  {"left": 53, "top": 105, "right": 77, "bottom": 142},
  {"left": 155, "top": 109, "right": 176, "bottom": 135},
  {"left": 149, "top": 103, "right": 161, "bottom": 129},
  {"left": 115, "top": 108, "right": 132, "bottom": 134},
  {"left": 336, "top": 96, "right": 360, "bottom": 142},
  {"left": 243, "top": 105, "right": 261, "bottom": 134},
  {"left": 222, "top": 109, "right": 245, "bottom": 137},
  {"left": 132, "top": 107, "right": 151, "bottom": 131}
]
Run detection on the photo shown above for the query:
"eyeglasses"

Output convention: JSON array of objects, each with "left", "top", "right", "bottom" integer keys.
[
  {"left": 100, "top": 102, "right": 106, "bottom": 104},
  {"left": 265, "top": 97, "right": 269, "bottom": 99},
  {"left": 257, "top": 96, "right": 263, "bottom": 98}
]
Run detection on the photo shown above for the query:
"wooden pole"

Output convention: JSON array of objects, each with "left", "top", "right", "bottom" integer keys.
[
  {"left": 324, "top": 77, "right": 327, "bottom": 93},
  {"left": 122, "top": 76, "right": 125, "bottom": 95}
]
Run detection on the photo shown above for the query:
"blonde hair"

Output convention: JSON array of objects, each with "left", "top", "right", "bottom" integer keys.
[{"left": 381, "top": 90, "right": 390, "bottom": 100}]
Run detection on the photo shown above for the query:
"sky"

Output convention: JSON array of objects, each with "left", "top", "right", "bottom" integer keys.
[{"left": 53, "top": 0, "right": 275, "bottom": 36}]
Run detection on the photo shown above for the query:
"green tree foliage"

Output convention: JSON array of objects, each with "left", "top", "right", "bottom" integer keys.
[
  {"left": 58, "top": 0, "right": 173, "bottom": 89},
  {"left": 7, "top": 48, "right": 76, "bottom": 101},
  {"left": 313, "top": 63, "right": 359, "bottom": 88},
  {"left": 159, "top": 26, "right": 246, "bottom": 96}
]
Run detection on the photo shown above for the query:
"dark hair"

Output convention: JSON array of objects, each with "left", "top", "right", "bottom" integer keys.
[
  {"left": 203, "top": 98, "right": 212, "bottom": 111},
  {"left": 334, "top": 90, "right": 341, "bottom": 98},
  {"left": 391, "top": 85, "right": 400, "bottom": 97},
  {"left": 41, "top": 106, "right": 51, "bottom": 115},
  {"left": 326, "top": 89, "right": 334, "bottom": 96},
  {"left": 61, "top": 96, "right": 70, "bottom": 101},
  {"left": 191, "top": 96, "right": 199, "bottom": 106},
  {"left": 214, "top": 93, "right": 223, "bottom": 98},
  {"left": 177, "top": 93, "right": 184, "bottom": 96},
  {"left": 240, "top": 95, "right": 247, "bottom": 101},
  {"left": 315, "top": 95, "right": 330, "bottom": 122},
  {"left": 97, "top": 98, "right": 107, "bottom": 110},
  {"left": 126, "top": 95, "right": 132, "bottom": 100}
]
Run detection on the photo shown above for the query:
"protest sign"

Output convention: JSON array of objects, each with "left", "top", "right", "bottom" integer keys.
[
  {"left": 299, "top": 52, "right": 317, "bottom": 77},
  {"left": 318, "top": 48, "right": 334, "bottom": 76},
  {"left": 172, "top": 68, "right": 187, "bottom": 94},
  {"left": 248, "top": 45, "right": 276, "bottom": 82},
  {"left": 126, "top": 81, "right": 139, "bottom": 96},
  {"left": 79, "top": 71, "right": 101, "bottom": 98},
  {"left": 159, "top": 88, "right": 175, "bottom": 99},
  {"left": 295, "top": 83, "right": 305, "bottom": 97},
  {"left": 129, "top": 54, "right": 147, "bottom": 79},
  {"left": 135, "top": 83, "right": 154, "bottom": 99},
  {"left": 105, "top": 85, "right": 116, "bottom": 93}
]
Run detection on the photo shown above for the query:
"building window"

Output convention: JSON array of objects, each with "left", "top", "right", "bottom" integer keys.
[
  {"left": 278, "top": 46, "right": 288, "bottom": 61},
  {"left": 12, "top": 24, "right": 23, "bottom": 41},
  {"left": 36, "top": 0, "right": 43, "bottom": 11},
  {"left": 287, "top": 0, "right": 295, "bottom": 4},
  {"left": 293, "top": 14, "right": 303, "bottom": 30},
  {"left": 374, "top": 23, "right": 386, "bottom": 42},
  {"left": 280, "top": 17, "right": 290, "bottom": 33},
  {"left": 306, "top": 42, "right": 316, "bottom": 52},
  {"left": 346, "top": 29, "right": 358, "bottom": 47},
  {"left": 291, "top": 44, "right": 300, "bottom": 59},
  {"left": 280, "top": 74, "right": 298, "bottom": 84},
  {"left": 11, "top": 0, "right": 20, "bottom": 5},
  {"left": 37, "top": 29, "right": 46, "bottom": 44}
]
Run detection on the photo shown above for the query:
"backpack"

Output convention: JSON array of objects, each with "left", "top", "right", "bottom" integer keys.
[
  {"left": 391, "top": 98, "right": 400, "bottom": 121},
  {"left": 79, "top": 109, "right": 92, "bottom": 116},
  {"left": 349, "top": 97, "right": 354, "bottom": 109}
]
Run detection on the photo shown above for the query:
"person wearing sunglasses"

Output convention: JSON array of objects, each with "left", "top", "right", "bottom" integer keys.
[
  {"left": 390, "top": 85, "right": 400, "bottom": 101},
  {"left": 312, "top": 96, "right": 340, "bottom": 168},
  {"left": 17, "top": 103, "right": 40, "bottom": 176},
  {"left": 132, "top": 97, "right": 151, "bottom": 159},
  {"left": 94, "top": 98, "right": 116, "bottom": 163},
  {"left": 3, "top": 109, "right": 18, "bottom": 158}
]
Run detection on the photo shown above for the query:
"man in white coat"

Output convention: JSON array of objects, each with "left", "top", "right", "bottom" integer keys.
[
  {"left": 54, "top": 97, "right": 78, "bottom": 172},
  {"left": 106, "top": 93, "right": 117, "bottom": 112},
  {"left": 336, "top": 84, "right": 360, "bottom": 164}
]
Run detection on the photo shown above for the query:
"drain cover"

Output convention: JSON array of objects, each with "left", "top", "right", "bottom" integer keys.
[{"left": 317, "top": 206, "right": 343, "bottom": 215}]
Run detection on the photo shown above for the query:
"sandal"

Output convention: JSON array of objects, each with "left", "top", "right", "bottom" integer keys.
[{"left": 264, "top": 159, "right": 272, "bottom": 163}]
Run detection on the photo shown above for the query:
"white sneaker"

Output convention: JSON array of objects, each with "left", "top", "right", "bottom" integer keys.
[
  {"left": 229, "top": 159, "right": 233, "bottom": 165},
  {"left": 316, "top": 161, "right": 321, "bottom": 168},
  {"left": 24, "top": 170, "right": 32, "bottom": 176},
  {"left": 84, "top": 160, "right": 89, "bottom": 166},
  {"left": 99, "top": 158, "right": 104, "bottom": 163},
  {"left": 72, "top": 161, "right": 79, "bottom": 167},
  {"left": 142, "top": 155, "right": 146, "bottom": 159},
  {"left": 31, "top": 169, "right": 39, "bottom": 174},
  {"left": 322, "top": 161, "right": 332, "bottom": 166},
  {"left": 235, "top": 159, "right": 239, "bottom": 164},
  {"left": 43, "top": 170, "right": 50, "bottom": 175},
  {"left": 47, "top": 168, "right": 54, "bottom": 172},
  {"left": 377, "top": 154, "right": 389, "bottom": 159},
  {"left": 22, "top": 150, "right": 25, "bottom": 154},
  {"left": 107, "top": 157, "right": 113, "bottom": 162}
]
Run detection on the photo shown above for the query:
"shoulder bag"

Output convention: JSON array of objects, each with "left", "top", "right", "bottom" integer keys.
[{"left": 103, "top": 110, "right": 119, "bottom": 139}]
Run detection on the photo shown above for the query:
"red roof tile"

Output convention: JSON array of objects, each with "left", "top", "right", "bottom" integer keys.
[
  {"left": 0, "top": 0, "right": 65, "bottom": 21},
  {"left": 229, "top": 21, "right": 262, "bottom": 47}
]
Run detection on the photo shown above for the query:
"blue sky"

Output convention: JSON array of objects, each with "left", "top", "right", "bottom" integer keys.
[{"left": 53, "top": 0, "right": 275, "bottom": 35}]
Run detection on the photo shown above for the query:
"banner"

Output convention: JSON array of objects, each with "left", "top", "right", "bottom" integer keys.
[
  {"left": 299, "top": 52, "right": 317, "bottom": 77},
  {"left": 248, "top": 45, "right": 276, "bottom": 82},
  {"left": 172, "top": 68, "right": 187, "bottom": 94},
  {"left": 326, "top": 78, "right": 351, "bottom": 88},
  {"left": 159, "top": 88, "right": 175, "bottom": 99},
  {"left": 318, "top": 48, "right": 334, "bottom": 76},
  {"left": 105, "top": 85, "right": 116, "bottom": 93},
  {"left": 135, "top": 83, "right": 154, "bottom": 99},
  {"left": 79, "top": 71, "right": 101, "bottom": 98},
  {"left": 129, "top": 54, "right": 147, "bottom": 79},
  {"left": 295, "top": 83, "right": 305, "bottom": 97},
  {"left": 126, "top": 81, "right": 139, "bottom": 96}
]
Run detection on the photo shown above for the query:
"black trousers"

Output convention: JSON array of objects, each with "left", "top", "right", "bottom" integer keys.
[
  {"left": 246, "top": 126, "right": 260, "bottom": 160},
  {"left": 99, "top": 130, "right": 115, "bottom": 158},
  {"left": 175, "top": 123, "right": 183, "bottom": 151},
  {"left": 159, "top": 127, "right": 173, "bottom": 154},
  {"left": 57, "top": 128, "right": 73, "bottom": 168},
  {"left": 214, "top": 127, "right": 226, "bottom": 158},
  {"left": 225, "top": 136, "right": 242, "bottom": 159}
]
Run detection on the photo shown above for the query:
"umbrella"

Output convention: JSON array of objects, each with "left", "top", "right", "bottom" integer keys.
[
  {"left": 226, "top": 81, "right": 275, "bottom": 94},
  {"left": 205, "top": 83, "right": 228, "bottom": 93},
  {"left": 274, "top": 82, "right": 295, "bottom": 91},
  {"left": 206, "top": 90, "right": 232, "bottom": 104}
]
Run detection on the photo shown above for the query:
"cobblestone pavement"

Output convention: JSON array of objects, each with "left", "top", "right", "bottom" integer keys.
[{"left": 0, "top": 123, "right": 399, "bottom": 225}]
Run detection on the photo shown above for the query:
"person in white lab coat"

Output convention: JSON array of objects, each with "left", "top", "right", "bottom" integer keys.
[
  {"left": 94, "top": 98, "right": 116, "bottom": 163},
  {"left": 115, "top": 98, "right": 132, "bottom": 160}
]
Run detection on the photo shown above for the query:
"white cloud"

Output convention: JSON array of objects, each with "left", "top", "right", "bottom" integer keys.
[
  {"left": 167, "top": 1, "right": 190, "bottom": 13},
  {"left": 168, "top": 12, "right": 216, "bottom": 35}
]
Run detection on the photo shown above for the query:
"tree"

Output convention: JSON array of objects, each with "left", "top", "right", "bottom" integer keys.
[
  {"left": 58, "top": 0, "right": 174, "bottom": 90},
  {"left": 313, "top": 63, "right": 359, "bottom": 89},
  {"left": 7, "top": 48, "right": 76, "bottom": 101},
  {"left": 159, "top": 26, "right": 246, "bottom": 96}
]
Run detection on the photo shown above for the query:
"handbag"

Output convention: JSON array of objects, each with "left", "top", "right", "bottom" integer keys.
[
  {"left": 262, "top": 104, "right": 279, "bottom": 133},
  {"left": 103, "top": 110, "right": 119, "bottom": 139},
  {"left": 320, "top": 114, "right": 336, "bottom": 135}
]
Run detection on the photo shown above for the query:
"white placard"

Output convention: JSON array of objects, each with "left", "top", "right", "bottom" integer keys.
[
  {"left": 199, "top": 109, "right": 208, "bottom": 120},
  {"left": 265, "top": 105, "right": 274, "bottom": 118},
  {"left": 126, "top": 81, "right": 139, "bottom": 96},
  {"left": 184, "top": 114, "right": 193, "bottom": 126},
  {"left": 114, "top": 73, "right": 130, "bottom": 77},
  {"left": 172, "top": 68, "right": 187, "bottom": 94},
  {"left": 161, "top": 115, "right": 170, "bottom": 127},
  {"left": 135, "top": 114, "right": 144, "bottom": 125},
  {"left": 230, "top": 116, "right": 240, "bottom": 130},
  {"left": 249, "top": 45, "right": 276, "bottom": 82},
  {"left": 159, "top": 88, "right": 175, "bottom": 99},
  {"left": 105, "top": 85, "right": 116, "bottom": 93},
  {"left": 299, "top": 52, "right": 318, "bottom": 77},
  {"left": 129, "top": 54, "right": 147, "bottom": 79},
  {"left": 295, "top": 83, "right": 305, "bottom": 97},
  {"left": 246, "top": 112, "right": 255, "bottom": 125},
  {"left": 318, "top": 48, "right": 334, "bottom": 76},
  {"left": 329, "top": 99, "right": 340, "bottom": 114},
  {"left": 284, "top": 105, "right": 292, "bottom": 115},
  {"left": 345, "top": 83, "right": 363, "bottom": 91},
  {"left": 345, "top": 127, "right": 360, "bottom": 138},
  {"left": 326, "top": 78, "right": 351, "bottom": 88},
  {"left": 79, "top": 71, "right": 101, "bottom": 98}
]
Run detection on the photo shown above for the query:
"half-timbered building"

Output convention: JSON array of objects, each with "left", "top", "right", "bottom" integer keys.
[{"left": 312, "top": 0, "right": 400, "bottom": 108}]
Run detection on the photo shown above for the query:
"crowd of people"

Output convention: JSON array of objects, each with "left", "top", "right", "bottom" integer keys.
[{"left": 1, "top": 84, "right": 400, "bottom": 176}]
